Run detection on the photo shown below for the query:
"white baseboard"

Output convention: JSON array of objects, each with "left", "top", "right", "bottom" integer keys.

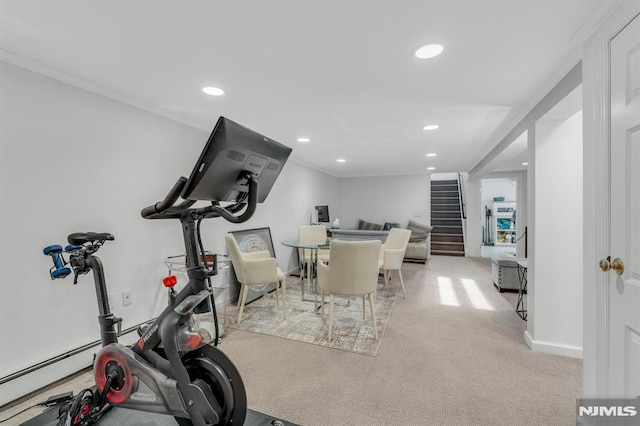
[
  {"left": 0, "top": 350, "right": 93, "bottom": 407},
  {"left": 524, "top": 330, "right": 583, "bottom": 359},
  {"left": 0, "top": 330, "right": 139, "bottom": 406},
  {"left": 1, "top": 291, "right": 235, "bottom": 408}
]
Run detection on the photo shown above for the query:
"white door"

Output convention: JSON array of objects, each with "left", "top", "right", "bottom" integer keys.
[{"left": 608, "top": 11, "right": 640, "bottom": 397}]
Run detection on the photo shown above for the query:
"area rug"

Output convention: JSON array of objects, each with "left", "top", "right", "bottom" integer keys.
[{"left": 228, "top": 276, "right": 399, "bottom": 356}]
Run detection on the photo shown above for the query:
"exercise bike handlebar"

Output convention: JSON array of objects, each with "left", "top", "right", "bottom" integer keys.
[
  {"left": 196, "top": 177, "right": 257, "bottom": 223},
  {"left": 141, "top": 177, "right": 191, "bottom": 219},
  {"left": 141, "top": 174, "right": 258, "bottom": 224}
]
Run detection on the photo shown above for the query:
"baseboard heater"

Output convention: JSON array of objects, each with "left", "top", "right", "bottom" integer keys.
[{"left": 0, "top": 319, "right": 154, "bottom": 386}]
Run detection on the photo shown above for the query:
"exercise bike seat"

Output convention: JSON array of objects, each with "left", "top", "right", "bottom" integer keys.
[{"left": 68, "top": 232, "right": 115, "bottom": 245}]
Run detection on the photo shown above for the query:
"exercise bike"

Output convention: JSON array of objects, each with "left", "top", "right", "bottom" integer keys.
[{"left": 43, "top": 117, "right": 292, "bottom": 425}]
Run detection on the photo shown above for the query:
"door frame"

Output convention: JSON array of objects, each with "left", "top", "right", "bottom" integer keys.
[{"left": 582, "top": 0, "right": 640, "bottom": 397}]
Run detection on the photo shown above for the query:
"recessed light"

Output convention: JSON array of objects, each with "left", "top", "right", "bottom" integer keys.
[
  {"left": 522, "top": 162, "right": 528, "bottom": 166},
  {"left": 202, "top": 86, "right": 225, "bottom": 96},
  {"left": 415, "top": 44, "right": 444, "bottom": 59},
  {"left": 426, "top": 153, "right": 437, "bottom": 157},
  {"left": 297, "top": 137, "right": 310, "bottom": 143},
  {"left": 336, "top": 159, "right": 346, "bottom": 163},
  {"left": 427, "top": 167, "right": 436, "bottom": 170},
  {"left": 423, "top": 124, "right": 439, "bottom": 131}
]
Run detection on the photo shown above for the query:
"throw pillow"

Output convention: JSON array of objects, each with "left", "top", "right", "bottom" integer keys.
[
  {"left": 358, "top": 219, "right": 383, "bottom": 231},
  {"left": 383, "top": 222, "right": 400, "bottom": 231},
  {"left": 407, "top": 220, "right": 432, "bottom": 242}
]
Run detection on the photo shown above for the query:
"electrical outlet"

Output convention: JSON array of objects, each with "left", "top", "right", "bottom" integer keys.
[
  {"left": 108, "top": 293, "right": 115, "bottom": 308},
  {"left": 122, "top": 289, "right": 132, "bottom": 306}
]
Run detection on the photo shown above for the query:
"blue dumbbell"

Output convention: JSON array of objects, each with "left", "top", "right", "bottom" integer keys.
[
  {"left": 43, "top": 245, "right": 72, "bottom": 279},
  {"left": 65, "top": 245, "right": 84, "bottom": 253}
]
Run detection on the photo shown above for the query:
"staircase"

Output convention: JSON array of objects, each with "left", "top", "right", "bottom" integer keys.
[{"left": 431, "top": 179, "right": 465, "bottom": 256}]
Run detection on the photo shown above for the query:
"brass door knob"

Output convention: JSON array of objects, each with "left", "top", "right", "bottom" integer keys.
[{"left": 599, "top": 256, "right": 624, "bottom": 275}]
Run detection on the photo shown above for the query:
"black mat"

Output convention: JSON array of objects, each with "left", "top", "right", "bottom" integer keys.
[{"left": 21, "top": 405, "right": 297, "bottom": 426}]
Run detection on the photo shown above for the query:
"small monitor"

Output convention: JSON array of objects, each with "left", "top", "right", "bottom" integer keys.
[
  {"left": 315, "top": 205, "right": 330, "bottom": 223},
  {"left": 182, "top": 117, "right": 292, "bottom": 203}
]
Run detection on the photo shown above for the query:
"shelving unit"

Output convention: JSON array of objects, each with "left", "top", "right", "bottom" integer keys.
[
  {"left": 496, "top": 229, "right": 516, "bottom": 245},
  {"left": 493, "top": 201, "right": 516, "bottom": 246},
  {"left": 164, "top": 253, "right": 232, "bottom": 333}
]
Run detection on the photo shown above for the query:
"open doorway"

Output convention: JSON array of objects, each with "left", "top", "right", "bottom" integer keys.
[{"left": 481, "top": 178, "right": 517, "bottom": 258}]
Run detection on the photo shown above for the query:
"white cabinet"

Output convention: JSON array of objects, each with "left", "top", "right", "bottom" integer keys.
[{"left": 493, "top": 201, "right": 516, "bottom": 246}]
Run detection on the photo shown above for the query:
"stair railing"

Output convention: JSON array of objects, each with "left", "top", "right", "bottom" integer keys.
[
  {"left": 457, "top": 172, "right": 466, "bottom": 219},
  {"left": 457, "top": 172, "right": 467, "bottom": 256}
]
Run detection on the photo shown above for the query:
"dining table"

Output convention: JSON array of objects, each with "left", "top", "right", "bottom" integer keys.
[{"left": 281, "top": 238, "right": 331, "bottom": 309}]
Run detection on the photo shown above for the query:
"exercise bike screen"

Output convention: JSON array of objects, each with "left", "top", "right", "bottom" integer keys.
[{"left": 181, "top": 116, "right": 292, "bottom": 203}]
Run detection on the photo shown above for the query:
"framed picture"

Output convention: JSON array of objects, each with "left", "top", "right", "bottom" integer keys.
[
  {"left": 229, "top": 227, "right": 277, "bottom": 303},
  {"left": 230, "top": 227, "right": 276, "bottom": 257}
]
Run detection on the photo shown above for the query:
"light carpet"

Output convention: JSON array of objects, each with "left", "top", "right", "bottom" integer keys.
[
  {"left": 3, "top": 257, "right": 582, "bottom": 425},
  {"left": 228, "top": 275, "right": 399, "bottom": 356}
]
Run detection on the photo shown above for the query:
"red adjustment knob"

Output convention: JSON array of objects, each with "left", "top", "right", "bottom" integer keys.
[
  {"left": 163, "top": 275, "right": 177, "bottom": 288},
  {"left": 184, "top": 333, "right": 202, "bottom": 350}
]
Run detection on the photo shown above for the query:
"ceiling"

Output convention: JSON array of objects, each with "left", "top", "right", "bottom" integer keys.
[
  {"left": 481, "top": 82, "right": 583, "bottom": 174},
  {"left": 0, "top": 0, "right": 611, "bottom": 177}
]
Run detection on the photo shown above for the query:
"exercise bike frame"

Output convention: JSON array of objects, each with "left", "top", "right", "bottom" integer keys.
[{"left": 67, "top": 176, "right": 256, "bottom": 426}]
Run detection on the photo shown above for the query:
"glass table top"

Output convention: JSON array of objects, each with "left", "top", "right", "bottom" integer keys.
[{"left": 281, "top": 238, "right": 331, "bottom": 249}]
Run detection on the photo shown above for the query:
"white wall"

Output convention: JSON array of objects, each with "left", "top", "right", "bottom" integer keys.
[
  {"left": 481, "top": 178, "right": 516, "bottom": 208},
  {"left": 217, "top": 161, "right": 340, "bottom": 274},
  {"left": 525, "top": 125, "right": 537, "bottom": 342},
  {"left": 336, "top": 174, "right": 431, "bottom": 230},
  {"left": 515, "top": 172, "right": 528, "bottom": 258},
  {"left": 0, "top": 61, "right": 339, "bottom": 404},
  {"left": 465, "top": 179, "right": 482, "bottom": 257},
  {"left": 530, "top": 112, "right": 583, "bottom": 357},
  {"left": 431, "top": 172, "right": 458, "bottom": 181}
]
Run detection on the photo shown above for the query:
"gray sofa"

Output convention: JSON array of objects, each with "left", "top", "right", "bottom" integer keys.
[
  {"left": 330, "top": 229, "right": 388, "bottom": 241},
  {"left": 330, "top": 229, "right": 428, "bottom": 263}
]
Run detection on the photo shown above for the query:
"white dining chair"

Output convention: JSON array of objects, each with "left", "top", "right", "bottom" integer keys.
[
  {"left": 317, "top": 239, "right": 381, "bottom": 340},
  {"left": 225, "top": 234, "right": 286, "bottom": 325},
  {"left": 379, "top": 228, "right": 411, "bottom": 298}
]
